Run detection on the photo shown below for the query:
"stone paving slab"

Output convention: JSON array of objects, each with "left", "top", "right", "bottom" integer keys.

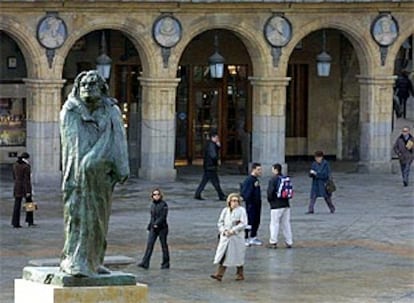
[{"left": 1, "top": 163, "right": 413, "bottom": 302}]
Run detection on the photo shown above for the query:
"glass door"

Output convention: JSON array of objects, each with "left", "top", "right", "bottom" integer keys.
[{"left": 193, "top": 88, "right": 221, "bottom": 159}]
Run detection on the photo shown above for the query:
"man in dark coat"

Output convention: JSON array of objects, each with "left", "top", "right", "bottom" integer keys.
[
  {"left": 395, "top": 71, "right": 414, "bottom": 119},
  {"left": 11, "top": 152, "right": 34, "bottom": 228},
  {"left": 393, "top": 126, "right": 414, "bottom": 186},
  {"left": 240, "top": 162, "right": 262, "bottom": 246},
  {"left": 194, "top": 131, "right": 226, "bottom": 201}
]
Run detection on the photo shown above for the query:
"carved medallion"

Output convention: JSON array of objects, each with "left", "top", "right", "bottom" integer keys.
[
  {"left": 371, "top": 14, "right": 399, "bottom": 47},
  {"left": 152, "top": 15, "right": 182, "bottom": 48},
  {"left": 37, "top": 15, "right": 68, "bottom": 49}
]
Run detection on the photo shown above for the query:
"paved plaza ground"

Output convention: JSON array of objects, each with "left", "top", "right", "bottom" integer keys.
[{"left": 0, "top": 162, "right": 413, "bottom": 303}]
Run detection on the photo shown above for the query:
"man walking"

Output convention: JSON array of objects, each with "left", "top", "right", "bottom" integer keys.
[
  {"left": 393, "top": 126, "right": 414, "bottom": 186},
  {"left": 194, "top": 131, "right": 226, "bottom": 201},
  {"left": 240, "top": 162, "right": 262, "bottom": 246}
]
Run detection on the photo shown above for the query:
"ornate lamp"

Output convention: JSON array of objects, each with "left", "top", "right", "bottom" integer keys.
[
  {"left": 96, "top": 31, "right": 112, "bottom": 80},
  {"left": 208, "top": 34, "right": 225, "bottom": 79},
  {"left": 316, "top": 30, "right": 332, "bottom": 77}
]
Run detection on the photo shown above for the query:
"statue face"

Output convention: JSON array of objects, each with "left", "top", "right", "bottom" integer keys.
[{"left": 79, "top": 73, "right": 102, "bottom": 103}]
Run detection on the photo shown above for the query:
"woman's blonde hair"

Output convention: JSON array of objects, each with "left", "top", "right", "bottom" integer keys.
[{"left": 226, "top": 192, "right": 243, "bottom": 208}]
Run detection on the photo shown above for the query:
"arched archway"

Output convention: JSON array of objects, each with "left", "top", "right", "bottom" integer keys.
[
  {"left": 285, "top": 28, "right": 362, "bottom": 162},
  {"left": 0, "top": 30, "right": 30, "bottom": 163},
  {"left": 175, "top": 29, "right": 253, "bottom": 173}
]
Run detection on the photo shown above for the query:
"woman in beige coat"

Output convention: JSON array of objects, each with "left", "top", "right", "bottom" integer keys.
[{"left": 211, "top": 193, "right": 248, "bottom": 281}]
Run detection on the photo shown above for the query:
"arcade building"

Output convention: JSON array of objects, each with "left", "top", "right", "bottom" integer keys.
[{"left": 0, "top": 0, "right": 413, "bottom": 183}]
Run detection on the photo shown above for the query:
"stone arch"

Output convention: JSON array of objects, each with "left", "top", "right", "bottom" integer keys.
[
  {"left": 0, "top": 16, "right": 43, "bottom": 78},
  {"left": 281, "top": 17, "right": 374, "bottom": 78},
  {"left": 53, "top": 19, "right": 153, "bottom": 79},
  {"left": 170, "top": 14, "right": 271, "bottom": 78},
  {"left": 387, "top": 21, "right": 414, "bottom": 71}
]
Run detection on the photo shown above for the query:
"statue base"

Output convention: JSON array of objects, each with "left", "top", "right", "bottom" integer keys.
[
  {"left": 22, "top": 266, "right": 137, "bottom": 287},
  {"left": 15, "top": 279, "right": 147, "bottom": 303}
]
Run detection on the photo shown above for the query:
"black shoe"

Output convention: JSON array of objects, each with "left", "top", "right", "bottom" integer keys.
[
  {"left": 266, "top": 243, "right": 278, "bottom": 249},
  {"left": 219, "top": 196, "right": 227, "bottom": 201},
  {"left": 161, "top": 264, "right": 170, "bottom": 269},
  {"left": 305, "top": 211, "right": 314, "bottom": 214},
  {"left": 137, "top": 263, "right": 149, "bottom": 270},
  {"left": 28, "top": 223, "right": 37, "bottom": 227},
  {"left": 194, "top": 196, "right": 205, "bottom": 200},
  {"left": 285, "top": 243, "right": 292, "bottom": 249},
  {"left": 13, "top": 225, "right": 22, "bottom": 228},
  {"left": 403, "top": 181, "right": 408, "bottom": 187}
]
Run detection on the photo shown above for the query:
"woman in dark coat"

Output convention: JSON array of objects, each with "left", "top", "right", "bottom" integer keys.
[
  {"left": 137, "top": 188, "right": 170, "bottom": 270},
  {"left": 12, "top": 152, "right": 34, "bottom": 228},
  {"left": 306, "top": 151, "right": 335, "bottom": 214}
]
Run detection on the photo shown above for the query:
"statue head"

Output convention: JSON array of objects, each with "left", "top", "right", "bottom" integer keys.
[{"left": 70, "top": 70, "right": 108, "bottom": 106}]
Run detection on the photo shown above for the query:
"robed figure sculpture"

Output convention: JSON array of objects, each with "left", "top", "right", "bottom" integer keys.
[{"left": 59, "top": 70, "right": 129, "bottom": 277}]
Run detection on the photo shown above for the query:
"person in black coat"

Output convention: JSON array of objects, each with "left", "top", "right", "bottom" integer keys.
[
  {"left": 138, "top": 188, "right": 170, "bottom": 269},
  {"left": 395, "top": 71, "right": 414, "bottom": 119},
  {"left": 11, "top": 152, "right": 35, "bottom": 228},
  {"left": 194, "top": 131, "right": 226, "bottom": 201},
  {"left": 240, "top": 162, "right": 263, "bottom": 246}
]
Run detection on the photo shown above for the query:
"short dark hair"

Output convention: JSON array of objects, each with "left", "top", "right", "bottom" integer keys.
[
  {"left": 19, "top": 152, "right": 30, "bottom": 159},
  {"left": 251, "top": 162, "right": 261, "bottom": 170},
  {"left": 272, "top": 163, "right": 282, "bottom": 174},
  {"left": 209, "top": 130, "right": 218, "bottom": 138},
  {"left": 314, "top": 150, "right": 324, "bottom": 157}
]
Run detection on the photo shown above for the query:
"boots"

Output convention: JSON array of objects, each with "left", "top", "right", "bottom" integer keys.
[
  {"left": 235, "top": 266, "right": 244, "bottom": 281},
  {"left": 210, "top": 265, "right": 226, "bottom": 281}
]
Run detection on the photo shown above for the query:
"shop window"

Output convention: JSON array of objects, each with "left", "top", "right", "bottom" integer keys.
[{"left": 0, "top": 98, "right": 26, "bottom": 146}]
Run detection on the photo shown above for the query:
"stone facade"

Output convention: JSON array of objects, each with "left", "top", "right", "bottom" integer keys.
[{"left": 0, "top": 1, "right": 413, "bottom": 182}]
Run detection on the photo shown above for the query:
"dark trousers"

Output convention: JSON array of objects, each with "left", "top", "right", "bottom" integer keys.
[
  {"left": 308, "top": 194, "right": 335, "bottom": 213},
  {"left": 400, "top": 160, "right": 412, "bottom": 185},
  {"left": 245, "top": 202, "right": 261, "bottom": 238},
  {"left": 195, "top": 170, "right": 225, "bottom": 199},
  {"left": 140, "top": 228, "right": 170, "bottom": 268},
  {"left": 11, "top": 196, "right": 34, "bottom": 227}
]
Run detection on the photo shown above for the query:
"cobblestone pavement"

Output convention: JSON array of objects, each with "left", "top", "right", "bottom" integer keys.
[{"left": 1, "top": 163, "right": 413, "bottom": 303}]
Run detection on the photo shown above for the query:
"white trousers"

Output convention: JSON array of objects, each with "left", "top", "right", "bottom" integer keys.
[{"left": 269, "top": 208, "right": 293, "bottom": 245}]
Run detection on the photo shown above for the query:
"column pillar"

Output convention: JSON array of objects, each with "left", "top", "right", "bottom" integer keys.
[
  {"left": 138, "top": 77, "right": 180, "bottom": 180},
  {"left": 357, "top": 75, "right": 396, "bottom": 173},
  {"left": 23, "top": 78, "right": 66, "bottom": 185},
  {"left": 249, "top": 77, "right": 291, "bottom": 177}
]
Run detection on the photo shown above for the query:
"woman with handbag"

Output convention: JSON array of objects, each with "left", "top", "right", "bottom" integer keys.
[
  {"left": 11, "top": 152, "right": 36, "bottom": 228},
  {"left": 211, "top": 193, "right": 248, "bottom": 282},
  {"left": 306, "top": 151, "right": 336, "bottom": 214}
]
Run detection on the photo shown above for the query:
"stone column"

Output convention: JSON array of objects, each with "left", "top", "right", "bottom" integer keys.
[
  {"left": 249, "top": 77, "right": 291, "bottom": 177},
  {"left": 23, "top": 78, "right": 66, "bottom": 185},
  {"left": 357, "top": 75, "right": 396, "bottom": 173},
  {"left": 138, "top": 77, "right": 180, "bottom": 180}
]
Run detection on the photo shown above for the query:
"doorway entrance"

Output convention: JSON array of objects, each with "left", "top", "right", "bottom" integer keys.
[{"left": 175, "top": 64, "right": 251, "bottom": 165}]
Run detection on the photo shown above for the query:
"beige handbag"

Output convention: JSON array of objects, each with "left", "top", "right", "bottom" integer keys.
[
  {"left": 23, "top": 202, "right": 38, "bottom": 212},
  {"left": 406, "top": 140, "right": 414, "bottom": 150}
]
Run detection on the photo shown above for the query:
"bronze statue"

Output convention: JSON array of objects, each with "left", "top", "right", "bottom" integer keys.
[{"left": 59, "top": 70, "right": 129, "bottom": 277}]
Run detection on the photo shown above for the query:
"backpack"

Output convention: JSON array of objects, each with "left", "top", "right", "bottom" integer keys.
[{"left": 276, "top": 176, "right": 294, "bottom": 199}]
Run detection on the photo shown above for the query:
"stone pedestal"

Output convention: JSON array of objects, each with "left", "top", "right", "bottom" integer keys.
[{"left": 15, "top": 279, "right": 148, "bottom": 303}]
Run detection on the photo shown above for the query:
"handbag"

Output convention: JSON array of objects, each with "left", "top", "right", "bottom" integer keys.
[
  {"left": 325, "top": 179, "right": 336, "bottom": 194},
  {"left": 23, "top": 202, "right": 38, "bottom": 212},
  {"left": 406, "top": 140, "right": 414, "bottom": 151}
]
